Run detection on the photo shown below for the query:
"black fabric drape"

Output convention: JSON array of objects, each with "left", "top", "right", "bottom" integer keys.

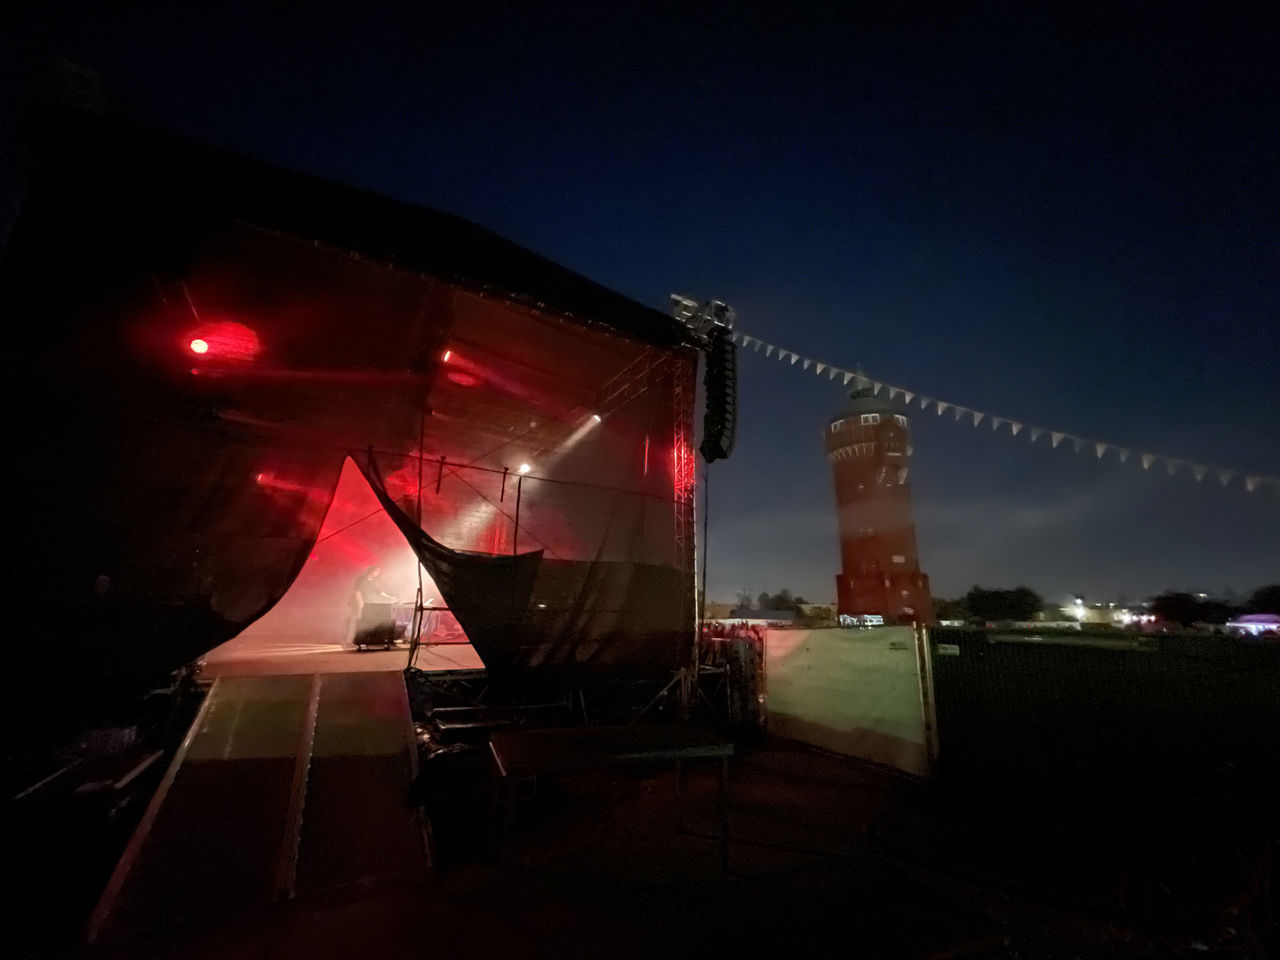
[
  {"left": 357, "top": 452, "right": 543, "bottom": 676},
  {"left": 359, "top": 452, "right": 689, "bottom": 689}
]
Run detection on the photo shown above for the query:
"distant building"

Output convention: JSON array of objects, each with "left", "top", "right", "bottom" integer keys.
[
  {"left": 727, "top": 607, "right": 799, "bottom": 626},
  {"left": 1059, "top": 595, "right": 1155, "bottom": 627},
  {"left": 825, "top": 385, "right": 934, "bottom": 624},
  {"left": 703, "top": 601, "right": 735, "bottom": 620}
]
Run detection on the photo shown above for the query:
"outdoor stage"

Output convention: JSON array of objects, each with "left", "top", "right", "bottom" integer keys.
[{"left": 198, "top": 636, "right": 484, "bottom": 679}]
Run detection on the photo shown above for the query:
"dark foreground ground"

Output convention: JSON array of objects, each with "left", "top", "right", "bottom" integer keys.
[{"left": 49, "top": 739, "right": 1269, "bottom": 960}]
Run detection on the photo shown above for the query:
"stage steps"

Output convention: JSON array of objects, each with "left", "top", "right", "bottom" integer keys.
[{"left": 88, "top": 671, "right": 424, "bottom": 944}]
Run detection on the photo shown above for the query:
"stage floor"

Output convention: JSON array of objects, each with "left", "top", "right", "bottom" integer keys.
[
  {"left": 198, "top": 636, "right": 484, "bottom": 679},
  {"left": 89, "top": 671, "right": 427, "bottom": 945}
]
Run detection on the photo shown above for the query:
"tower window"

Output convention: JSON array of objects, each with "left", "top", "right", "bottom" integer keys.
[
  {"left": 860, "top": 413, "right": 880, "bottom": 425},
  {"left": 830, "top": 418, "right": 845, "bottom": 431},
  {"left": 892, "top": 555, "right": 905, "bottom": 564},
  {"left": 894, "top": 414, "right": 908, "bottom": 426}
]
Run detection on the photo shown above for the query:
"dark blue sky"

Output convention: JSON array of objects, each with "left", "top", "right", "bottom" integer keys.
[{"left": 5, "top": 2, "right": 1277, "bottom": 603}]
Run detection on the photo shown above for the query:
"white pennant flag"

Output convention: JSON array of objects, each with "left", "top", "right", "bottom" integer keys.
[
  {"left": 1192, "top": 465, "right": 1207, "bottom": 482},
  {"left": 789, "top": 353, "right": 799, "bottom": 365},
  {"left": 972, "top": 411, "right": 985, "bottom": 426},
  {"left": 920, "top": 396, "right": 932, "bottom": 409},
  {"left": 1051, "top": 432, "right": 1064, "bottom": 448},
  {"left": 842, "top": 372, "right": 853, "bottom": 384},
  {"left": 754, "top": 339, "right": 764, "bottom": 352},
  {"left": 802, "top": 358, "right": 812, "bottom": 370},
  {"left": 1011, "top": 422, "right": 1023, "bottom": 436},
  {"left": 953, "top": 406, "right": 966, "bottom": 421},
  {"left": 828, "top": 367, "right": 839, "bottom": 380},
  {"left": 1030, "top": 427, "right": 1044, "bottom": 442},
  {"left": 1070, "top": 437, "right": 1084, "bottom": 453},
  {"left": 1219, "top": 470, "right": 1235, "bottom": 486},
  {"left": 888, "top": 387, "right": 899, "bottom": 400},
  {"left": 873, "top": 382, "right": 883, "bottom": 395},
  {"left": 1166, "top": 460, "right": 1179, "bottom": 476},
  {"left": 1095, "top": 442, "right": 1107, "bottom": 458},
  {"left": 991, "top": 417, "right": 1003, "bottom": 430},
  {"left": 765, "top": 345, "right": 775, "bottom": 358},
  {"left": 936, "top": 402, "right": 950, "bottom": 416},
  {"left": 1117, "top": 448, "right": 1131, "bottom": 463},
  {"left": 903, "top": 391, "right": 915, "bottom": 405},
  {"left": 1246, "top": 475, "right": 1260, "bottom": 493},
  {"left": 814, "top": 362, "right": 825, "bottom": 375},
  {"left": 1141, "top": 454, "right": 1155, "bottom": 470}
]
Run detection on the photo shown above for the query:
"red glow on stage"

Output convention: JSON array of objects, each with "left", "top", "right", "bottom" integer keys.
[
  {"left": 447, "top": 371, "right": 479, "bottom": 387},
  {"left": 186, "top": 321, "right": 262, "bottom": 362},
  {"left": 442, "top": 349, "right": 452, "bottom": 362},
  {"left": 673, "top": 441, "right": 696, "bottom": 499}
]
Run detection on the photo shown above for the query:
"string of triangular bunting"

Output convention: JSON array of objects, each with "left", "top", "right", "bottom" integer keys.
[{"left": 728, "top": 331, "right": 1280, "bottom": 497}]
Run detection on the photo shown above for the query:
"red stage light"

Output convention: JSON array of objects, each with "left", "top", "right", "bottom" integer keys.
[
  {"left": 442, "top": 349, "right": 452, "bottom": 362},
  {"left": 186, "top": 322, "right": 261, "bottom": 361}
]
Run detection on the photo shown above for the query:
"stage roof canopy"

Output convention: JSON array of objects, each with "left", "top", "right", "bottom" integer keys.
[{"left": 22, "top": 105, "right": 696, "bottom": 351}]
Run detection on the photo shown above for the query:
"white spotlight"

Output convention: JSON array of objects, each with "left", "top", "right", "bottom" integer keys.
[
  {"left": 518, "top": 463, "right": 532, "bottom": 475},
  {"left": 592, "top": 413, "right": 602, "bottom": 422}
]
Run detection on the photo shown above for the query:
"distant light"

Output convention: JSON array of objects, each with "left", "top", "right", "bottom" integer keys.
[
  {"left": 518, "top": 463, "right": 532, "bottom": 475},
  {"left": 189, "top": 338, "right": 209, "bottom": 354},
  {"left": 442, "top": 350, "right": 452, "bottom": 362},
  {"left": 592, "top": 413, "right": 602, "bottom": 422}
]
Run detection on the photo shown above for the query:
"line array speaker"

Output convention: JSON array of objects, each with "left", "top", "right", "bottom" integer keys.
[{"left": 700, "top": 326, "right": 738, "bottom": 462}]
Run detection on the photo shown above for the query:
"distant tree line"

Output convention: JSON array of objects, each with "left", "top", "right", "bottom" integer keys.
[
  {"left": 933, "top": 583, "right": 1280, "bottom": 628},
  {"left": 733, "top": 588, "right": 833, "bottom": 626},
  {"left": 735, "top": 588, "right": 809, "bottom": 612},
  {"left": 934, "top": 585, "right": 1044, "bottom": 623},
  {"left": 1150, "top": 584, "right": 1280, "bottom": 626}
]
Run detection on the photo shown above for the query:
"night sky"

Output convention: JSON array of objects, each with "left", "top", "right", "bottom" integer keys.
[{"left": 4, "top": 3, "right": 1277, "bottom": 605}]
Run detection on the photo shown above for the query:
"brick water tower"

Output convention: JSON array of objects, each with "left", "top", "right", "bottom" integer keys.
[{"left": 825, "top": 385, "right": 934, "bottom": 624}]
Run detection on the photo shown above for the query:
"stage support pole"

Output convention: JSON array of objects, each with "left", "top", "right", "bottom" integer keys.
[{"left": 512, "top": 476, "right": 523, "bottom": 556}]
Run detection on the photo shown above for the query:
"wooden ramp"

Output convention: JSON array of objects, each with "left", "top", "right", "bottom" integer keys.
[{"left": 89, "top": 672, "right": 424, "bottom": 944}]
